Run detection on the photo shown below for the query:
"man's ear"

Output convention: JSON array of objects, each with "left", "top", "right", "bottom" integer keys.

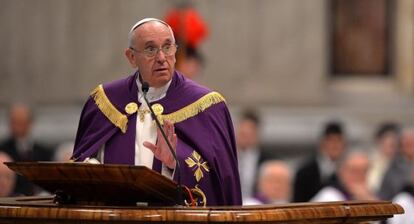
[{"left": 125, "top": 48, "right": 138, "bottom": 68}]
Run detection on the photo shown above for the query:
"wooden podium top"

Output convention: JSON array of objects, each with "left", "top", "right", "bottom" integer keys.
[
  {"left": 5, "top": 162, "right": 182, "bottom": 205},
  {"left": 0, "top": 196, "right": 404, "bottom": 223}
]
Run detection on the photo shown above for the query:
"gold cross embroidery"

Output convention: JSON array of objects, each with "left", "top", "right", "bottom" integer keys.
[
  {"left": 137, "top": 108, "right": 150, "bottom": 122},
  {"left": 185, "top": 151, "right": 210, "bottom": 182}
]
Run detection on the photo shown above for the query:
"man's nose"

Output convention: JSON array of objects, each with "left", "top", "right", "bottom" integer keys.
[{"left": 155, "top": 50, "right": 166, "bottom": 63}]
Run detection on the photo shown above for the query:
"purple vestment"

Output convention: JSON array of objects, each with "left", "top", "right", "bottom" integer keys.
[{"left": 72, "top": 71, "right": 242, "bottom": 206}]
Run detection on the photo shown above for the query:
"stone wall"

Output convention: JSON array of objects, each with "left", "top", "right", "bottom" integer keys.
[
  {"left": 0, "top": 0, "right": 413, "bottom": 154},
  {"left": 0, "top": 0, "right": 327, "bottom": 106}
]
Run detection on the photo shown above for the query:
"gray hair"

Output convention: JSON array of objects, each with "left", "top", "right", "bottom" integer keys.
[
  {"left": 258, "top": 160, "right": 291, "bottom": 181},
  {"left": 128, "top": 18, "right": 174, "bottom": 48},
  {"left": 337, "top": 149, "right": 369, "bottom": 170}
]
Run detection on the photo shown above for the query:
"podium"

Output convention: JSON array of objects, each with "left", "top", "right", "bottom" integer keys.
[
  {"left": 0, "top": 197, "right": 404, "bottom": 223},
  {"left": 0, "top": 162, "right": 404, "bottom": 223},
  {"left": 5, "top": 162, "right": 183, "bottom": 205}
]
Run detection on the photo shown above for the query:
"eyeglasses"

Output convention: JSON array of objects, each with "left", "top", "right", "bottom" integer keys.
[{"left": 130, "top": 44, "right": 178, "bottom": 58}]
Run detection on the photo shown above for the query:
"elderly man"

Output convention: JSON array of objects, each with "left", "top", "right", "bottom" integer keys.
[
  {"left": 0, "top": 103, "right": 51, "bottom": 162},
  {"left": 311, "top": 151, "right": 376, "bottom": 202},
  {"left": 243, "top": 160, "right": 292, "bottom": 205},
  {"left": 0, "top": 103, "right": 52, "bottom": 196},
  {"left": 72, "top": 18, "right": 241, "bottom": 206}
]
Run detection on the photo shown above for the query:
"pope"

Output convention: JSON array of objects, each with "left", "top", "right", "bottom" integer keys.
[{"left": 71, "top": 18, "right": 242, "bottom": 206}]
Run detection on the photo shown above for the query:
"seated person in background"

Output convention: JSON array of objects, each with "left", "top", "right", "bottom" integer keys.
[
  {"left": 243, "top": 160, "right": 291, "bottom": 205},
  {"left": 0, "top": 103, "right": 52, "bottom": 162},
  {"left": 379, "top": 128, "right": 414, "bottom": 200},
  {"left": 0, "top": 103, "right": 52, "bottom": 196},
  {"left": 0, "top": 152, "right": 16, "bottom": 197},
  {"left": 367, "top": 122, "right": 400, "bottom": 194},
  {"left": 311, "top": 151, "right": 377, "bottom": 202},
  {"left": 236, "top": 110, "right": 265, "bottom": 199},
  {"left": 71, "top": 18, "right": 241, "bottom": 206},
  {"left": 293, "top": 121, "right": 346, "bottom": 202}
]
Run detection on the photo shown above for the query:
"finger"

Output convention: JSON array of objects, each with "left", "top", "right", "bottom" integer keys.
[
  {"left": 158, "top": 122, "right": 169, "bottom": 142},
  {"left": 166, "top": 120, "right": 174, "bottom": 141},
  {"left": 169, "top": 121, "right": 175, "bottom": 137},
  {"left": 165, "top": 122, "right": 172, "bottom": 142},
  {"left": 172, "top": 134, "right": 177, "bottom": 150},
  {"left": 163, "top": 121, "right": 170, "bottom": 139},
  {"left": 165, "top": 120, "right": 172, "bottom": 137},
  {"left": 164, "top": 120, "right": 171, "bottom": 127},
  {"left": 156, "top": 128, "right": 164, "bottom": 146},
  {"left": 169, "top": 130, "right": 176, "bottom": 144},
  {"left": 164, "top": 120, "right": 172, "bottom": 134},
  {"left": 143, "top": 141, "right": 158, "bottom": 153}
]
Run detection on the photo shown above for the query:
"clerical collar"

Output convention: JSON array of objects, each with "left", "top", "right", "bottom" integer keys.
[{"left": 136, "top": 73, "right": 172, "bottom": 103}]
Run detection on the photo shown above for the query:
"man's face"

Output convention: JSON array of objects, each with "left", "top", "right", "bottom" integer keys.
[
  {"left": 340, "top": 153, "right": 369, "bottom": 188},
  {"left": 321, "top": 134, "right": 345, "bottom": 161},
  {"left": 401, "top": 132, "right": 414, "bottom": 160},
  {"left": 236, "top": 119, "right": 258, "bottom": 150},
  {"left": 126, "top": 22, "right": 176, "bottom": 88},
  {"left": 259, "top": 165, "right": 291, "bottom": 201},
  {"left": 9, "top": 105, "right": 31, "bottom": 138},
  {"left": 378, "top": 132, "right": 398, "bottom": 158}
]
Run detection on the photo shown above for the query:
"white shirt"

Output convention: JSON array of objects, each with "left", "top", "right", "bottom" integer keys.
[
  {"left": 389, "top": 192, "right": 414, "bottom": 224},
  {"left": 136, "top": 78, "right": 173, "bottom": 176},
  {"left": 134, "top": 98, "right": 157, "bottom": 168},
  {"left": 317, "top": 153, "right": 336, "bottom": 182},
  {"left": 311, "top": 186, "right": 346, "bottom": 202},
  {"left": 238, "top": 147, "right": 260, "bottom": 199},
  {"left": 16, "top": 137, "right": 33, "bottom": 155},
  {"left": 96, "top": 76, "right": 172, "bottom": 175},
  {"left": 134, "top": 77, "right": 171, "bottom": 168},
  {"left": 243, "top": 197, "right": 289, "bottom": 206}
]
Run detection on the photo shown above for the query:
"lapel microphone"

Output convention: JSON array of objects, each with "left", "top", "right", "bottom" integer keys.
[{"left": 141, "top": 82, "right": 184, "bottom": 206}]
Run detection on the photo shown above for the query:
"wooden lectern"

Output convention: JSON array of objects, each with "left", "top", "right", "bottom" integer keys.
[
  {"left": 0, "top": 162, "right": 404, "bottom": 223},
  {"left": 5, "top": 162, "right": 183, "bottom": 205}
]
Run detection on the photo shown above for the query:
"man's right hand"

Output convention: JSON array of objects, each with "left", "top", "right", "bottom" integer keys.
[{"left": 143, "top": 120, "right": 177, "bottom": 169}]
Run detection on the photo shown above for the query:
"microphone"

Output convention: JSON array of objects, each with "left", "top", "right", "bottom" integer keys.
[{"left": 141, "top": 82, "right": 184, "bottom": 205}]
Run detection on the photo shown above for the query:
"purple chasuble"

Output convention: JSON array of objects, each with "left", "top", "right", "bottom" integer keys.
[{"left": 72, "top": 71, "right": 242, "bottom": 206}]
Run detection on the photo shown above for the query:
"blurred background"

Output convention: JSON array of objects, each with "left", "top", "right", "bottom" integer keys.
[
  {"left": 1, "top": 0, "right": 414, "bottom": 160},
  {"left": 0, "top": 0, "right": 414, "bottom": 216}
]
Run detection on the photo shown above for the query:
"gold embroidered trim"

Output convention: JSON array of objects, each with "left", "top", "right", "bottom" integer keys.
[
  {"left": 191, "top": 185, "right": 207, "bottom": 207},
  {"left": 125, "top": 102, "right": 138, "bottom": 115},
  {"left": 90, "top": 85, "right": 128, "bottom": 133},
  {"left": 161, "top": 92, "right": 225, "bottom": 124},
  {"left": 185, "top": 151, "right": 210, "bottom": 182}
]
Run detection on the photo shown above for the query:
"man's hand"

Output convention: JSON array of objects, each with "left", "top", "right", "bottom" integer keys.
[{"left": 143, "top": 120, "right": 177, "bottom": 169}]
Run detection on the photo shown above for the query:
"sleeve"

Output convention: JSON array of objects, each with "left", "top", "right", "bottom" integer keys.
[{"left": 72, "top": 97, "right": 118, "bottom": 161}]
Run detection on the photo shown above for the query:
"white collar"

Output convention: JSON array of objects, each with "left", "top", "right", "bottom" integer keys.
[{"left": 136, "top": 73, "right": 172, "bottom": 103}]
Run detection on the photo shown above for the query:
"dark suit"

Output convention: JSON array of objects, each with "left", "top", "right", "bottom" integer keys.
[
  {"left": 0, "top": 137, "right": 52, "bottom": 196},
  {"left": 293, "top": 156, "right": 337, "bottom": 202},
  {"left": 378, "top": 155, "right": 413, "bottom": 200}
]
